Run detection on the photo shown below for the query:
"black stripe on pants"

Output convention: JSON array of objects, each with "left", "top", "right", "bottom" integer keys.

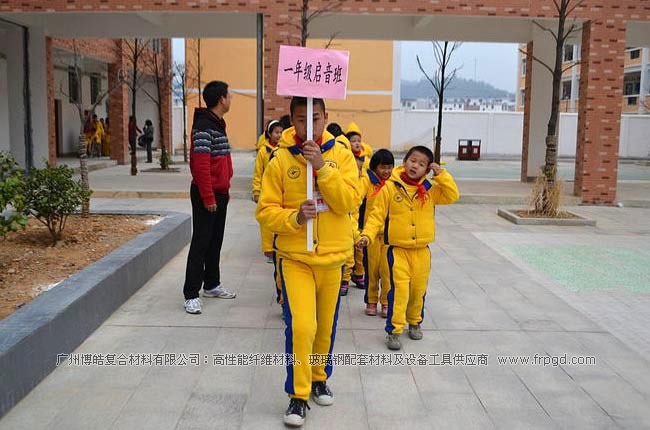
[{"left": 183, "top": 184, "right": 229, "bottom": 300}]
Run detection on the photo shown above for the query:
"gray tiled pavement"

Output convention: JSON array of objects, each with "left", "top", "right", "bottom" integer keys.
[{"left": 2, "top": 195, "right": 650, "bottom": 429}]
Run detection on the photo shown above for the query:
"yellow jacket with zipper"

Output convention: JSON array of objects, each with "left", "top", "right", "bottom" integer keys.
[
  {"left": 252, "top": 139, "right": 277, "bottom": 198},
  {"left": 256, "top": 127, "right": 360, "bottom": 267},
  {"left": 360, "top": 165, "right": 459, "bottom": 248}
]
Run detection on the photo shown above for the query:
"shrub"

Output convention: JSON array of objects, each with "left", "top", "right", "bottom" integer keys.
[
  {"left": 25, "top": 163, "right": 92, "bottom": 245},
  {"left": 0, "top": 152, "right": 28, "bottom": 239},
  {"left": 159, "top": 150, "right": 173, "bottom": 170}
]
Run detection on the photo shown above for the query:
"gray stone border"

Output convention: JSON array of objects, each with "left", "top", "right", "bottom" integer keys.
[
  {"left": 0, "top": 210, "right": 191, "bottom": 418},
  {"left": 497, "top": 208, "right": 597, "bottom": 226}
]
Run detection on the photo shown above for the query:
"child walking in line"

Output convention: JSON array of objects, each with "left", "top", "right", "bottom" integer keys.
[
  {"left": 256, "top": 97, "right": 360, "bottom": 427},
  {"left": 357, "top": 149, "right": 395, "bottom": 317},
  {"left": 356, "top": 146, "right": 459, "bottom": 350},
  {"left": 252, "top": 119, "right": 284, "bottom": 263},
  {"left": 344, "top": 122, "right": 371, "bottom": 289}
]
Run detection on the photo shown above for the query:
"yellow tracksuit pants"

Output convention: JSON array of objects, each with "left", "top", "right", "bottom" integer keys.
[
  {"left": 385, "top": 246, "right": 431, "bottom": 335},
  {"left": 277, "top": 257, "right": 343, "bottom": 400},
  {"left": 363, "top": 238, "right": 388, "bottom": 305},
  {"left": 342, "top": 251, "right": 354, "bottom": 283},
  {"left": 353, "top": 248, "right": 365, "bottom": 277}
]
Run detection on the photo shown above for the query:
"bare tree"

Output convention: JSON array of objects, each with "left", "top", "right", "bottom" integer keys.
[
  {"left": 121, "top": 38, "right": 152, "bottom": 176},
  {"left": 289, "top": 0, "right": 342, "bottom": 47},
  {"left": 141, "top": 41, "right": 173, "bottom": 170},
  {"left": 417, "top": 41, "right": 463, "bottom": 164},
  {"left": 520, "top": 0, "right": 584, "bottom": 215},
  {"left": 56, "top": 40, "right": 124, "bottom": 215},
  {"left": 185, "top": 39, "right": 204, "bottom": 107},
  {"left": 173, "top": 61, "right": 190, "bottom": 163}
]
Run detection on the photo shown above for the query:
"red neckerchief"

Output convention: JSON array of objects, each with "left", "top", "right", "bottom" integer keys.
[
  {"left": 400, "top": 172, "right": 427, "bottom": 207},
  {"left": 269, "top": 141, "right": 278, "bottom": 148},
  {"left": 293, "top": 134, "right": 323, "bottom": 177},
  {"left": 371, "top": 178, "right": 387, "bottom": 197},
  {"left": 352, "top": 149, "right": 362, "bottom": 158}
]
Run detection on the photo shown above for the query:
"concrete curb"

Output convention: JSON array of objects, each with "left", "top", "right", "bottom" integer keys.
[
  {"left": 0, "top": 210, "right": 191, "bottom": 418},
  {"left": 497, "top": 208, "right": 597, "bottom": 226}
]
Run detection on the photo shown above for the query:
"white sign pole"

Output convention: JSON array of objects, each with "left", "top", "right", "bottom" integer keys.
[{"left": 306, "top": 97, "right": 314, "bottom": 252}]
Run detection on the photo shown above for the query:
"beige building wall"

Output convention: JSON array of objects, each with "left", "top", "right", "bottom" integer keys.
[{"left": 186, "top": 38, "right": 393, "bottom": 150}]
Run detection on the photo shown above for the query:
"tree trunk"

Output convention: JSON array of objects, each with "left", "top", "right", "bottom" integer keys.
[
  {"left": 197, "top": 39, "right": 202, "bottom": 107},
  {"left": 301, "top": 0, "right": 308, "bottom": 46},
  {"left": 77, "top": 132, "right": 90, "bottom": 216},
  {"left": 130, "top": 42, "right": 139, "bottom": 176},
  {"left": 182, "top": 88, "right": 188, "bottom": 163},
  {"left": 435, "top": 97, "right": 443, "bottom": 164},
  {"left": 542, "top": 0, "right": 568, "bottom": 215}
]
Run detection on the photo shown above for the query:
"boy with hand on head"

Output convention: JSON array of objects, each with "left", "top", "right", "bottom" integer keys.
[
  {"left": 356, "top": 146, "right": 459, "bottom": 351},
  {"left": 256, "top": 97, "right": 360, "bottom": 428}
]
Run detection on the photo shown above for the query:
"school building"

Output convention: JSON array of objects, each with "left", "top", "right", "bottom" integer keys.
[{"left": 1, "top": 1, "right": 649, "bottom": 204}]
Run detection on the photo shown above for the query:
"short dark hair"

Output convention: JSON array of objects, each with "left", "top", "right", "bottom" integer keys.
[
  {"left": 404, "top": 145, "right": 434, "bottom": 165},
  {"left": 370, "top": 149, "right": 395, "bottom": 170},
  {"left": 279, "top": 114, "right": 292, "bottom": 129},
  {"left": 290, "top": 97, "right": 325, "bottom": 115},
  {"left": 346, "top": 131, "right": 360, "bottom": 140},
  {"left": 326, "top": 123, "right": 344, "bottom": 137},
  {"left": 203, "top": 81, "right": 229, "bottom": 109}
]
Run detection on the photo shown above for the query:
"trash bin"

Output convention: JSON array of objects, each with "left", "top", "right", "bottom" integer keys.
[{"left": 458, "top": 139, "right": 481, "bottom": 160}]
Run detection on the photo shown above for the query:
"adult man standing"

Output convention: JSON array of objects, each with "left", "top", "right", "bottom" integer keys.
[{"left": 183, "top": 80, "right": 237, "bottom": 315}]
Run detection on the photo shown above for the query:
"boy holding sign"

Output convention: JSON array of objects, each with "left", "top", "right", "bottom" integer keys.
[{"left": 256, "top": 97, "right": 359, "bottom": 427}]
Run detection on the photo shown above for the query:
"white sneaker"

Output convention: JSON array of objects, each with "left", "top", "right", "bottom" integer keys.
[
  {"left": 203, "top": 285, "right": 237, "bottom": 299},
  {"left": 184, "top": 298, "right": 202, "bottom": 314}
]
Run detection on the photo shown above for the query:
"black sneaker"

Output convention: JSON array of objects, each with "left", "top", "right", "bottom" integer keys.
[
  {"left": 311, "top": 381, "right": 334, "bottom": 406},
  {"left": 284, "top": 398, "right": 310, "bottom": 427}
]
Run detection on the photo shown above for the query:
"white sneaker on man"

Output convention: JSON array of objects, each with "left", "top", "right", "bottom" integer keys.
[
  {"left": 184, "top": 298, "right": 202, "bottom": 314},
  {"left": 203, "top": 285, "right": 237, "bottom": 299}
]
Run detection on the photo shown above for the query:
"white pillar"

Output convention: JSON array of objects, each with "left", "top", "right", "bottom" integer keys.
[
  {"left": 570, "top": 44, "right": 579, "bottom": 113},
  {"left": 0, "top": 56, "right": 9, "bottom": 152},
  {"left": 639, "top": 47, "right": 648, "bottom": 114},
  {"left": 0, "top": 23, "right": 26, "bottom": 167},
  {"left": 526, "top": 24, "right": 556, "bottom": 179},
  {"left": 390, "top": 41, "right": 402, "bottom": 150}
]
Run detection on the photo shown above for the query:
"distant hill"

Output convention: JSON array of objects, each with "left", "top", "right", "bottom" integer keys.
[{"left": 401, "top": 77, "right": 514, "bottom": 100}]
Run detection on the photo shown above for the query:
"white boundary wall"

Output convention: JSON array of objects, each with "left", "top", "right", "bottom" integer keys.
[{"left": 391, "top": 110, "right": 650, "bottom": 158}]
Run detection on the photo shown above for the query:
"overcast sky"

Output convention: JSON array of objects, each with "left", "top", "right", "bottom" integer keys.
[
  {"left": 400, "top": 41, "right": 519, "bottom": 93},
  {"left": 172, "top": 39, "right": 519, "bottom": 93}
]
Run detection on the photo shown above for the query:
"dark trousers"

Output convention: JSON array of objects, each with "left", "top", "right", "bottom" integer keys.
[
  {"left": 146, "top": 140, "right": 153, "bottom": 162},
  {"left": 183, "top": 184, "right": 229, "bottom": 300}
]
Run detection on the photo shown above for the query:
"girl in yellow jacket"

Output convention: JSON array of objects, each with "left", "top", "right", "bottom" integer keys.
[
  {"left": 357, "top": 145, "right": 459, "bottom": 351},
  {"left": 252, "top": 120, "right": 283, "bottom": 264},
  {"left": 357, "top": 149, "right": 395, "bottom": 317},
  {"left": 345, "top": 122, "right": 371, "bottom": 287},
  {"left": 256, "top": 97, "right": 360, "bottom": 427}
]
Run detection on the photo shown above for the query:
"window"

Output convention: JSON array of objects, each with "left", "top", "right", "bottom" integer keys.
[
  {"left": 520, "top": 89, "right": 525, "bottom": 106},
  {"left": 563, "top": 45, "right": 574, "bottom": 62},
  {"left": 562, "top": 81, "right": 572, "bottom": 100},
  {"left": 628, "top": 96, "right": 637, "bottom": 106},
  {"left": 90, "top": 74, "right": 101, "bottom": 104},
  {"left": 630, "top": 49, "right": 640, "bottom": 60},
  {"left": 521, "top": 58, "right": 527, "bottom": 76},
  {"left": 67, "top": 67, "right": 80, "bottom": 104},
  {"left": 151, "top": 39, "right": 161, "bottom": 53},
  {"left": 624, "top": 81, "right": 641, "bottom": 96}
]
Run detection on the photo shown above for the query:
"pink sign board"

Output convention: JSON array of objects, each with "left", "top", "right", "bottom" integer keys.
[{"left": 276, "top": 45, "right": 349, "bottom": 100}]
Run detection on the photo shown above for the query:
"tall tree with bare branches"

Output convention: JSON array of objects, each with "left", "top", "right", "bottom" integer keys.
[
  {"left": 520, "top": 0, "right": 584, "bottom": 215},
  {"left": 142, "top": 41, "right": 173, "bottom": 170},
  {"left": 121, "top": 38, "right": 151, "bottom": 176},
  {"left": 57, "top": 40, "right": 124, "bottom": 215},
  {"left": 291, "top": 0, "right": 342, "bottom": 47},
  {"left": 173, "top": 61, "right": 190, "bottom": 163},
  {"left": 417, "top": 41, "right": 462, "bottom": 164}
]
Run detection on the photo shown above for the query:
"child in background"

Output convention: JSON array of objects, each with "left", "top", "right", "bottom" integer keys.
[
  {"left": 256, "top": 97, "right": 360, "bottom": 427},
  {"left": 345, "top": 122, "right": 370, "bottom": 288},
  {"left": 252, "top": 120, "right": 284, "bottom": 263},
  {"left": 357, "top": 149, "right": 394, "bottom": 317},
  {"left": 356, "top": 146, "right": 459, "bottom": 351}
]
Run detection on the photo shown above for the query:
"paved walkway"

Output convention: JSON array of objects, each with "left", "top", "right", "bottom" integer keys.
[
  {"left": 76, "top": 153, "right": 650, "bottom": 206},
  {"left": 2, "top": 195, "right": 650, "bottom": 429}
]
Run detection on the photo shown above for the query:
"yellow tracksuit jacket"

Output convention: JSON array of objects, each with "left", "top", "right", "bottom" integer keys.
[
  {"left": 256, "top": 126, "right": 360, "bottom": 400},
  {"left": 361, "top": 165, "right": 459, "bottom": 334},
  {"left": 252, "top": 139, "right": 278, "bottom": 253}
]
